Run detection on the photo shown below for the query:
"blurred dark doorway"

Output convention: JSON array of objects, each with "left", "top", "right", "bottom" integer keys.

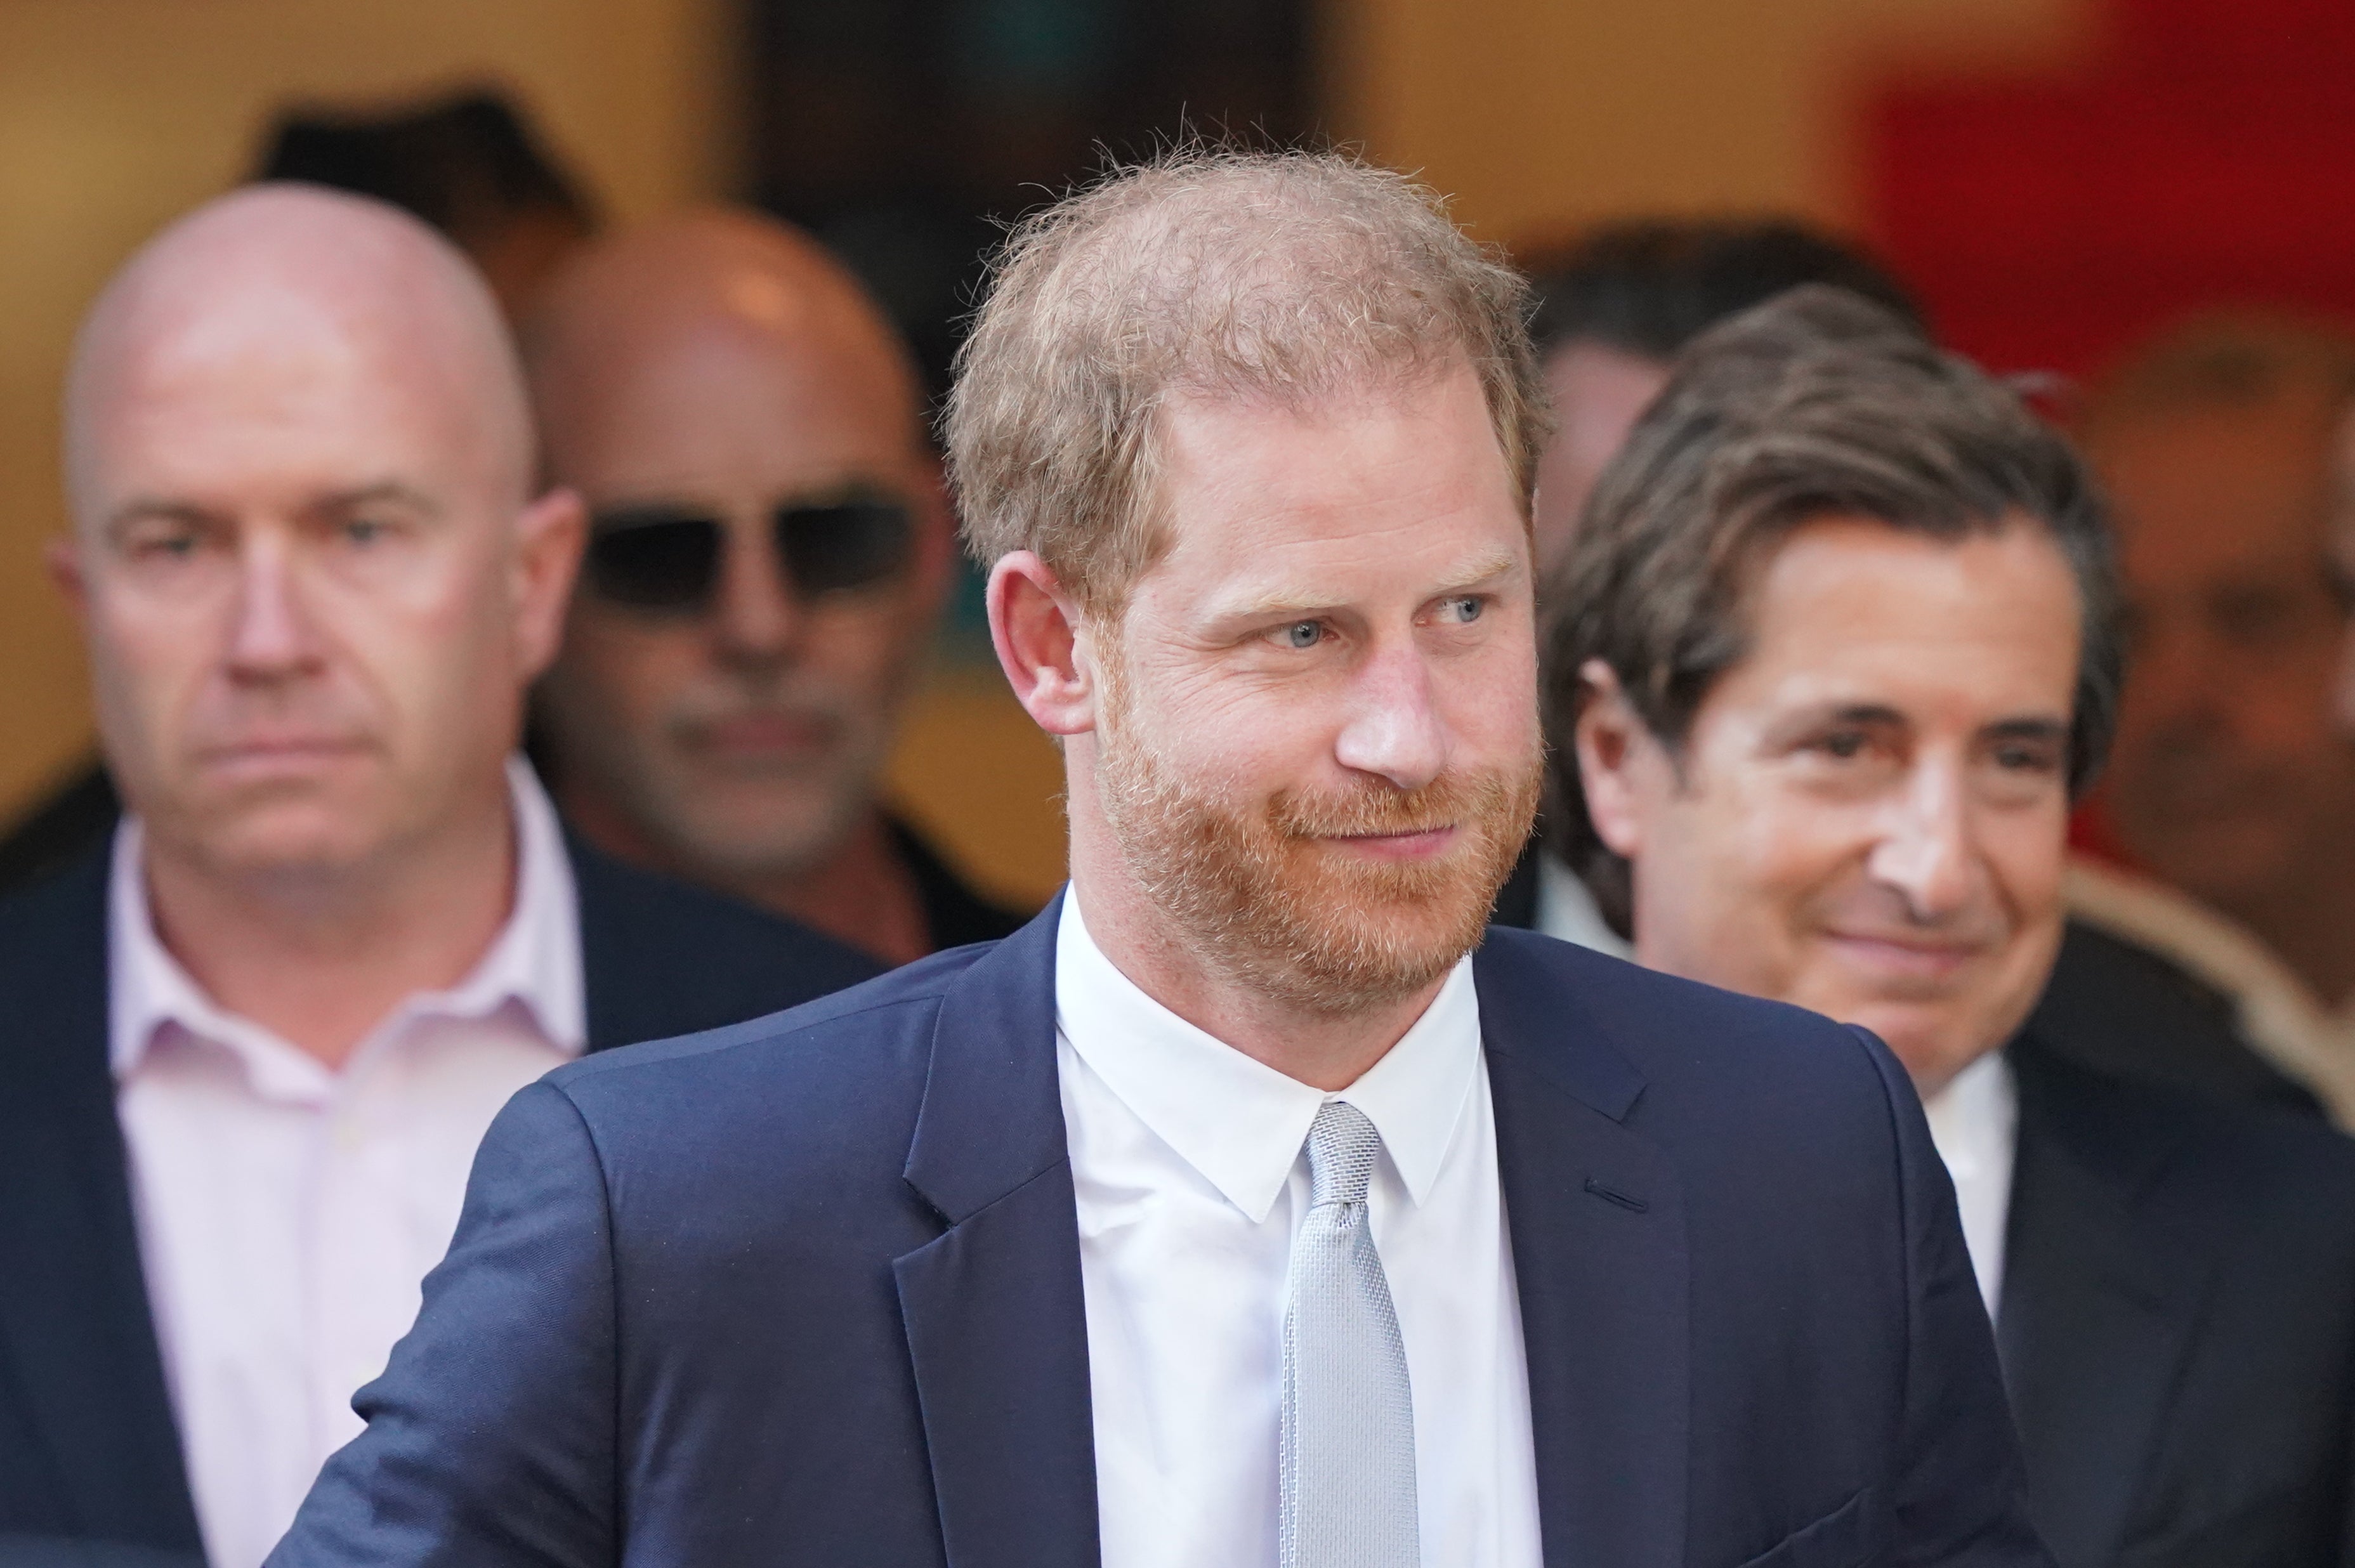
[{"left": 746, "top": 0, "right": 1322, "bottom": 405}]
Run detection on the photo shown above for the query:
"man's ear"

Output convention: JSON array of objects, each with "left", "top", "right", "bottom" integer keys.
[
  {"left": 46, "top": 534, "right": 88, "bottom": 616},
  {"left": 988, "top": 551, "right": 1097, "bottom": 736},
  {"left": 512, "top": 485, "right": 588, "bottom": 682},
  {"left": 1573, "top": 659, "right": 1661, "bottom": 860}
]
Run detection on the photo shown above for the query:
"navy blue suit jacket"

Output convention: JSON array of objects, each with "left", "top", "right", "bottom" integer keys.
[
  {"left": 0, "top": 839, "right": 878, "bottom": 1567},
  {"left": 272, "top": 901, "right": 2049, "bottom": 1568}
]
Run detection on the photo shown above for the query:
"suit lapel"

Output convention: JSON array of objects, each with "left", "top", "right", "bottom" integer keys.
[
  {"left": 0, "top": 851, "right": 200, "bottom": 1552},
  {"left": 1478, "top": 936, "right": 1688, "bottom": 1568},
  {"left": 1998, "top": 1037, "right": 2220, "bottom": 1568},
  {"left": 895, "top": 894, "right": 1099, "bottom": 1568}
]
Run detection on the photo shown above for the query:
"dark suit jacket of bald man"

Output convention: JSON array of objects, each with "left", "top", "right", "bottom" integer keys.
[
  {"left": 267, "top": 901, "right": 2049, "bottom": 1568},
  {"left": 0, "top": 837, "right": 879, "bottom": 1567}
]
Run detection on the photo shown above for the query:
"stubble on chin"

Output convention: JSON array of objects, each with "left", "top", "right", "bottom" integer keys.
[{"left": 1094, "top": 707, "right": 1540, "bottom": 1016}]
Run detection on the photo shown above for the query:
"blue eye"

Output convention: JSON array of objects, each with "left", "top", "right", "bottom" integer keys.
[
  {"left": 1440, "top": 595, "right": 1483, "bottom": 624},
  {"left": 1281, "top": 621, "right": 1322, "bottom": 649}
]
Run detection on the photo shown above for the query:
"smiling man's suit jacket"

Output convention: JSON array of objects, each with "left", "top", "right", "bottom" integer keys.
[
  {"left": 268, "top": 899, "right": 2049, "bottom": 1568},
  {"left": 1995, "top": 1031, "right": 2355, "bottom": 1568},
  {"left": 0, "top": 839, "right": 880, "bottom": 1568}
]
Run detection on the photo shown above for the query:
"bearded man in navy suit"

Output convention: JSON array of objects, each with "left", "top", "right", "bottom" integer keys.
[{"left": 270, "top": 150, "right": 2050, "bottom": 1568}]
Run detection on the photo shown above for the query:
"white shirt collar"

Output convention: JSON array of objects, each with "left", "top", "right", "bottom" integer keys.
[
  {"left": 109, "top": 755, "right": 586, "bottom": 1088},
  {"left": 1053, "top": 890, "right": 1483, "bottom": 1223},
  {"left": 1919, "top": 1047, "right": 2018, "bottom": 1316},
  {"left": 1533, "top": 851, "right": 1634, "bottom": 960}
]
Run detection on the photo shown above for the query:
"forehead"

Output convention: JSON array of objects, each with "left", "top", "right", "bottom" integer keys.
[
  {"left": 2092, "top": 399, "right": 2338, "bottom": 572},
  {"left": 1543, "top": 341, "right": 1668, "bottom": 428},
  {"left": 79, "top": 293, "right": 491, "bottom": 514},
  {"left": 1139, "top": 365, "right": 1523, "bottom": 606},
  {"left": 541, "top": 313, "right": 917, "bottom": 499},
  {"left": 1705, "top": 515, "right": 2082, "bottom": 724}
]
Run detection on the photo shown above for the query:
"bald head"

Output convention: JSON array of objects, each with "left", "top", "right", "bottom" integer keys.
[
  {"left": 55, "top": 182, "right": 583, "bottom": 890},
  {"left": 68, "top": 183, "right": 534, "bottom": 527},
  {"left": 523, "top": 208, "right": 923, "bottom": 482}
]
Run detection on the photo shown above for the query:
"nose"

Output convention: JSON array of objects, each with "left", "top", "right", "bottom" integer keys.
[
  {"left": 1331, "top": 640, "right": 1448, "bottom": 793},
  {"left": 712, "top": 515, "right": 802, "bottom": 667},
  {"left": 2121, "top": 616, "right": 2214, "bottom": 735},
  {"left": 224, "top": 534, "right": 324, "bottom": 683},
  {"left": 1866, "top": 759, "right": 1981, "bottom": 924}
]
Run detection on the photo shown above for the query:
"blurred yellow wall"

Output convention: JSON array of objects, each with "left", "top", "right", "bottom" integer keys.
[
  {"left": 0, "top": 0, "right": 2089, "bottom": 909},
  {"left": 1330, "top": 0, "right": 2088, "bottom": 245},
  {"left": 0, "top": 0, "right": 737, "bottom": 817}
]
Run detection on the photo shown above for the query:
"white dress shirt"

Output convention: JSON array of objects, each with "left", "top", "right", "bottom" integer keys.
[
  {"left": 110, "top": 757, "right": 584, "bottom": 1568},
  {"left": 1537, "top": 850, "right": 2018, "bottom": 1316},
  {"left": 1054, "top": 894, "right": 1543, "bottom": 1568},
  {"left": 1919, "top": 1050, "right": 2017, "bottom": 1319},
  {"left": 1532, "top": 852, "right": 1634, "bottom": 960}
]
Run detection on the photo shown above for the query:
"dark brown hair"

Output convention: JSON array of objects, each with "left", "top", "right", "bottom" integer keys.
[
  {"left": 1524, "top": 217, "right": 1923, "bottom": 362},
  {"left": 1540, "top": 285, "right": 2120, "bottom": 929}
]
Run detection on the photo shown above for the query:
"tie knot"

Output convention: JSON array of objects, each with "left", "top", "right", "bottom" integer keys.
[{"left": 1305, "top": 1100, "right": 1382, "bottom": 1208}]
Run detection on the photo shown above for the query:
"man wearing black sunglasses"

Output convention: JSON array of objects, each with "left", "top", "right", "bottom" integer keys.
[{"left": 524, "top": 209, "right": 1026, "bottom": 967}]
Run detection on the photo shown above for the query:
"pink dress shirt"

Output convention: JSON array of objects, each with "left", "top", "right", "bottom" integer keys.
[{"left": 108, "top": 758, "right": 584, "bottom": 1568}]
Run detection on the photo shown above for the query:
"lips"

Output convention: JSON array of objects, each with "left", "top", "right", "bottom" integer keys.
[
  {"left": 196, "top": 736, "right": 370, "bottom": 768},
  {"left": 1821, "top": 931, "right": 1986, "bottom": 982},
  {"left": 682, "top": 710, "right": 841, "bottom": 761},
  {"left": 1319, "top": 825, "right": 1460, "bottom": 860}
]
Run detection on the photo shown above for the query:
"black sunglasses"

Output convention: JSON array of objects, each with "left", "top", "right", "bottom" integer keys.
[{"left": 584, "top": 494, "right": 914, "bottom": 612}]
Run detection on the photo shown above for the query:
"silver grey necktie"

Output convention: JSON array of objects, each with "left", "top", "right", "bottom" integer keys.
[{"left": 1280, "top": 1099, "right": 1420, "bottom": 1568}]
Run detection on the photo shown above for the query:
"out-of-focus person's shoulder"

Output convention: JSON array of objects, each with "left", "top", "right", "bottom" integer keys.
[
  {"left": 565, "top": 828, "right": 884, "bottom": 1045},
  {"left": 2031, "top": 917, "right": 2325, "bottom": 1119},
  {"left": 2015, "top": 1028, "right": 2355, "bottom": 1218},
  {"left": 0, "top": 840, "right": 109, "bottom": 1075},
  {"left": 1475, "top": 925, "right": 1907, "bottom": 1146},
  {"left": 0, "top": 833, "right": 107, "bottom": 950}
]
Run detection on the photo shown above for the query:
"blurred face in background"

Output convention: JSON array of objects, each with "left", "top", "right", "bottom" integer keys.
[
  {"left": 57, "top": 215, "right": 578, "bottom": 887},
  {"left": 531, "top": 232, "right": 950, "bottom": 889},
  {"left": 1578, "top": 516, "right": 2080, "bottom": 1092},
  {"left": 1532, "top": 341, "right": 1669, "bottom": 581},
  {"left": 2089, "top": 395, "right": 2355, "bottom": 921},
  {"left": 1078, "top": 363, "right": 1543, "bottom": 1012}
]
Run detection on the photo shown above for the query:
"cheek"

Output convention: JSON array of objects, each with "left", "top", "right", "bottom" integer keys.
[
  {"left": 1671, "top": 780, "right": 1865, "bottom": 956},
  {"left": 558, "top": 611, "right": 711, "bottom": 722},
  {"left": 1129, "top": 663, "right": 1319, "bottom": 793},
  {"left": 1447, "top": 642, "right": 1539, "bottom": 755},
  {"left": 797, "top": 596, "right": 928, "bottom": 692},
  {"left": 91, "top": 589, "right": 221, "bottom": 731},
  {"left": 1979, "top": 807, "right": 2068, "bottom": 921},
  {"left": 328, "top": 562, "right": 520, "bottom": 731}
]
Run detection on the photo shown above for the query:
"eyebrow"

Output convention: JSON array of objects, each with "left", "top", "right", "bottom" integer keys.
[
  {"left": 307, "top": 481, "right": 442, "bottom": 519},
  {"left": 1214, "top": 546, "right": 1525, "bottom": 623},
  {"left": 1982, "top": 716, "right": 2070, "bottom": 743},
  {"left": 105, "top": 481, "right": 442, "bottom": 536},
  {"left": 1768, "top": 703, "right": 2070, "bottom": 745}
]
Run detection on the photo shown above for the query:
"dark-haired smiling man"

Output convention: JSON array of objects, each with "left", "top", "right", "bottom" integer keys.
[{"left": 1553, "top": 286, "right": 2355, "bottom": 1568}]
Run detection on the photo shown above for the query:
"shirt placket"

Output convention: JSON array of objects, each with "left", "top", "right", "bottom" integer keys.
[{"left": 306, "top": 1022, "right": 419, "bottom": 1469}]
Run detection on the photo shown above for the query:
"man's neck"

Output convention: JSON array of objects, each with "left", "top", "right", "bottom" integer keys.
[
  {"left": 562, "top": 787, "right": 931, "bottom": 967},
  {"left": 1068, "top": 859, "right": 1445, "bottom": 1094},
  {"left": 735, "top": 812, "right": 932, "bottom": 968},
  {"left": 140, "top": 786, "right": 520, "bottom": 1071}
]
